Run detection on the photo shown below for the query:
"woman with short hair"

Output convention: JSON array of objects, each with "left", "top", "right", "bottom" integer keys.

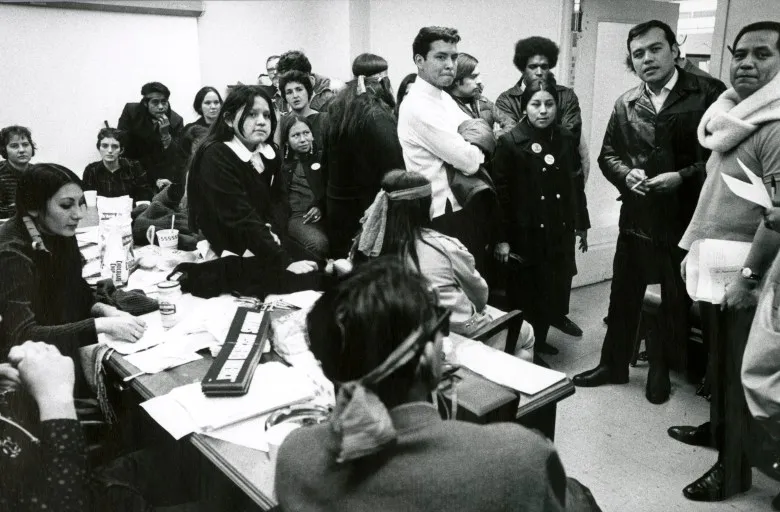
[
  {"left": 82, "top": 127, "right": 152, "bottom": 204},
  {"left": 0, "top": 125, "right": 36, "bottom": 219}
]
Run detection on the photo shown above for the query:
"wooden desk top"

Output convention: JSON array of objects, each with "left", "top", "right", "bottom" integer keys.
[{"left": 106, "top": 340, "right": 574, "bottom": 510}]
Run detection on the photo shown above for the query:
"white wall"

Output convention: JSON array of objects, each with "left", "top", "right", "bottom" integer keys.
[
  {"left": 368, "top": 0, "right": 564, "bottom": 102},
  {"left": 0, "top": 4, "right": 201, "bottom": 175},
  {"left": 197, "top": 0, "right": 352, "bottom": 96}
]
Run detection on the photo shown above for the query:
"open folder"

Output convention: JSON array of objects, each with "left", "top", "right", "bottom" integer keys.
[{"left": 141, "top": 362, "right": 316, "bottom": 439}]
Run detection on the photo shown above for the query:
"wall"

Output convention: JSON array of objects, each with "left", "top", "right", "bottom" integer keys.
[
  {"left": 710, "top": 0, "right": 780, "bottom": 83},
  {"left": 197, "top": 0, "right": 352, "bottom": 95},
  {"left": 0, "top": 4, "right": 201, "bottom": 174},
  {"left": 367, "top": 0, "right": 565, "bottom": 103}
]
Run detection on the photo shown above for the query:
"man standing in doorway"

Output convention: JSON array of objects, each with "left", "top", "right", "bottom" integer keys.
[
  {"left": 397, "top": 26, "right": 487, "bottom": 266},
  {"left": 572, "top": 20, "right": 725, "bottom": 404}
]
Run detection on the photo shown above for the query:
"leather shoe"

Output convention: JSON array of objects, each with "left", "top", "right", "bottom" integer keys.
[
  {"left": 552, "top": 316, "right": 583, "bottom": 337},
  {"left": 535, "top": 341, "right": 559, "bottom": 355},
  {"left": 646, "top": 365, "right": 670, "bottom": 404},
  {"left": 682, "top": 461, "right": 749, "bottom": 502},
  {"left": 572, "top": 365, "right": 628, "bottom": 387},
  {"left": 667, "top": 422, "right": 712, "bottom": 447}
]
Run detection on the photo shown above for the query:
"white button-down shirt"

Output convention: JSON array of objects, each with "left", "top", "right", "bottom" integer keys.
[
  {"left": 397, "top": 78, "right": 484, "bottom": 218},
  {"left": 645, "top": 68, "right": 679, "bottom": 113}
]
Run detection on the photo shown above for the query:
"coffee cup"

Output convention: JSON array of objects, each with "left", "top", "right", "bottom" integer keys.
[
  {"left": 84, "top": 190, "right": 98, "bottom": 207},
  {"left": 156, "top": 228, "right": 179, "bottom": 249}
]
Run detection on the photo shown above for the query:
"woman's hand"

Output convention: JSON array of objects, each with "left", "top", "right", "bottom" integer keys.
[
  {"left": 156, "top": 179, "right": 172, "bottom": 190},
  {"left": 494, "top": 242, "right": 510, "bottom": 263},
  {"left": 764, "top": 207, "right": 780, "bottom": 232},
  {"left": 8, "top": 342, "right": 76, "bottom": 420},
  {"left": 576, "top": 230, "right": 588, "bottom": 252},
  {"left": 303, "top": 207, "right": 322, "bottom": 224},
  {"left": 92, "top": 303, "right": 132, "bottom": 318},
  {"left": 723, "top": 277, "right": 759, "bottom": 310},
  {"left": 286, "top": 260, "right": 318, "bottom": 274},
  {"left": 96, "top": 316, "right": 147, "bottom": 342},
  {"left": 0, "top": 363, "right": 21, "bottom": 393}
]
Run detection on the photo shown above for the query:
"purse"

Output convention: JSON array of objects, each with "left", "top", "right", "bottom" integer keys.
[{"left": 446, "top": 164, "right": 496, "bottom": 206}]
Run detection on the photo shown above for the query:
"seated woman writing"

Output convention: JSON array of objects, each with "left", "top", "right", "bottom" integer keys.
[
  {"left": 278, "top": 113, "right": 328, "bottom": 260},
  {"left": 187, "top": 85, "right": 322, "bottom": 295},
  {"left": 276, "top": 258, "right": 599, "bottom": 511},
  {"left": 82, "top": 127, "right": 152, "bottom": 205},
  {"left": 0, "top": 164, "right": 146, "bottom": 379},
  {"left": 352, "top": 170, "right": 533, "bottom": 361}
]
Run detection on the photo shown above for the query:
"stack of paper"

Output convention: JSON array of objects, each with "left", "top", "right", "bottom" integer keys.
[
  {"left": 141, "top": 362, "right": 317, "bottom": 442},
  {"left": 686, "top": 239, "right": 752, "bottom": 304},
  {"left": 450, "top": 335, "right": 566, "bottom": 395}
]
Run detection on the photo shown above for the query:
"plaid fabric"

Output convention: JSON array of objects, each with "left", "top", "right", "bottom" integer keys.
[
  {"left": 0, "top": 161, "right": 22, "bottom": 219},
  {"left": 82, "top": 159, "right": 152, "bottom": 202}
]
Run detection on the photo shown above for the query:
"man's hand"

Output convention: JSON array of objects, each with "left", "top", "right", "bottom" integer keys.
[
  {"left": 625, "top": 169, "right": 648, "bottom": 196},
  {"left": 156, "top": 179, "right": 172, "bottom": 190},
  {"left": 576, "top": 230, "right": 588, "bottom": 252},
  {"left": 9, "top": 342, "right": 77, "bottom": 420},
  {"left": 723, "top": 277, "right": 759, "bottom": 310},
  {"left": 645, "top": 172, "right": 683, "bottom": 194},
  {"left": 302, "top": 206, "right": 322, "bottom": 224},
  {"left": 494, "top": 242, "right": 510, "bottom": 263},
  {"left": 764, "top": 207, "right": 780, "bottom": 232}
]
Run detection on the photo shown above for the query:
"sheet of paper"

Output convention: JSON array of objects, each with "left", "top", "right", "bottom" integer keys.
[
  {"left": 721, "top": 158, "right": 772, "bottom": 209},
  {"left": 686, "top": 239, "right": 752, "bottom": 304},
  {"left": 266, "top": 290, "right": 323, "bottom": 309},
  {"left": 99, "top": 311, "right": 170, "bottom": 354},
  {"left": 169, "top": 362, "right": 316, "bottom": 431},
  {"left": 140, "top": 395, "right": 194, "bottom": 440},
  {"left": 202, "top": 414, "right": 272, "bottom": 452},
  {"left": 124, "top": 344, "right": 202, "bottom": 374},
  {"left": 450, "top": 335, "right": 566, "bottom": 395}
]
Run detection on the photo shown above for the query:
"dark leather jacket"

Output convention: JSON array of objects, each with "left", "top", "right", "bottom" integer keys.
[
  {"left": 496, "top": 81, "right": 582, "bottom": 139},
  {"left": 598, "top": 67, "right": 726, "bottom": 245}
]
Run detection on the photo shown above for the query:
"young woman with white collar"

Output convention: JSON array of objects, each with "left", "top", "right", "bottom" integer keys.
[{"left": 187, "top": 85, "right": 317, "bottom": 275}]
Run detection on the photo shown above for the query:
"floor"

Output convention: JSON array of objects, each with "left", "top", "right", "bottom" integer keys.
[{"left": 552, "top": 281, "right": 778, "bottom": 512}]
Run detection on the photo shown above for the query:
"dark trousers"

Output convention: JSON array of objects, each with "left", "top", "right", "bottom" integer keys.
[
  {"left": 430, "top": 198, "right": 490, "bottom": 274},
  {"left": 599, "top": 232, "right": 690, "bottom": 379},
  {"left": 287, "top": 216, "right": 329, "bottom": 261},
  {"left": 699, "top": 302, "right": 755, "bottom": 495}
]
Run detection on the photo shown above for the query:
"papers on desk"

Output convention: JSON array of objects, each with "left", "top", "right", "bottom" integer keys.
[
  {"left": 141, "top": 362, "right": 317, "bottom": 446},
  {"left": 686, "top": 239, "right": 752, "bottom": 304},
  {"left": 449, "top": 335, "right": 566, "bottom": 395}
]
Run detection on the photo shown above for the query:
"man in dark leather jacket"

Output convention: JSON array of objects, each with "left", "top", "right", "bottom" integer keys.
[
  {"left": 573, "top": 20, "right": 726, "bottom": 403},
  {"left": 495, "top": 36, "right": 585, "bottom": 338}
]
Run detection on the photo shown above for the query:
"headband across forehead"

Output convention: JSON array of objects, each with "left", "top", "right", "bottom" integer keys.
[{"left": 355, "top": 183, "right": 432, "bottom": 257}]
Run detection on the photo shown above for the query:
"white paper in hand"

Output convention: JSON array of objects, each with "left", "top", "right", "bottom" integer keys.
[{"left": 721, "top": 158, "right": 772, "bottom": 209}]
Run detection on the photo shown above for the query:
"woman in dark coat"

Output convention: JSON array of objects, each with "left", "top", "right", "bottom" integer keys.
[
  {"left": 493, "top": 81, "right": 589, "bottom": 356},
  {"left": 323, "top": 53, "right": 405, "bottom": 257}
]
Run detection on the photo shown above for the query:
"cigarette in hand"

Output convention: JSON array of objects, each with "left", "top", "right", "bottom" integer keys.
[{"left": 630, "top": 178, "right": 647, "bottom": 192}]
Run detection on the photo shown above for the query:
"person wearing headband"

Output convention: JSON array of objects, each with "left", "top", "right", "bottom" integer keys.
[
  {"left": 275, "top": 257, "right": 597, "bottom": 511},
  {"left": 351, "top": 170, "right": 534, "bottom": 361},
  {"left": 324, "top": 53, "right": 404, "bottom": 257}
]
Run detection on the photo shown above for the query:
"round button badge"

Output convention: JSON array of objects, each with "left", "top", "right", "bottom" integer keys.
[
  {"left": 531, "top": 143, "right": 542, "bottom": 153},
  {"left": 544, "top": 154, "right": 555, "bottom": 165},
  {"left": 311, "top": 163, "right": 321, "bottom": 171}
]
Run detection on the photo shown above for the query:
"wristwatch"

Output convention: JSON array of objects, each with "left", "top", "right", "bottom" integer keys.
[{"left": 741, "top": 267, "right": 761, "bottom": 281}]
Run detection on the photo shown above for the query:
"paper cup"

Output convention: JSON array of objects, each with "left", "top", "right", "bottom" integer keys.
[
  {"left": 84, "top": 190, "right": 98, "bottom": 207},
  {"left": 156, "top": 228, "right": 179, "bottom": 249}
]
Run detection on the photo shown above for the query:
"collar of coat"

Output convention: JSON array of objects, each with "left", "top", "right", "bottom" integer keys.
[{"left": 625, "top": 65, "right": 699, "bottom": 105}]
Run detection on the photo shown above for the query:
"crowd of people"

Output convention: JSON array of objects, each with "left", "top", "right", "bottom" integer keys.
[{"left": 0, "top": 15, "right": 779, "bottom": 511}]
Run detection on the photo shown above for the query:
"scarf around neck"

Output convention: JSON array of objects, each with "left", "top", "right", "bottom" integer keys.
[{"left": 697, "top": 70, "right": 780, "bottom": 152}]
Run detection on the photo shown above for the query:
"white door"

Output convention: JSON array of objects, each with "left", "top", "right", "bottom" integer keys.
[{"left": 571, "top": 0, "right": 680, "bottom": 287}]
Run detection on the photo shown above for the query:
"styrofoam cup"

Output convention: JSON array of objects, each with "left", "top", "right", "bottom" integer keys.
[
  {"left": 84, "top": 190, "right": 97, "bottom": 207},
  {"left": 156, "top": 228, "right": 179, "bottom": 249}
]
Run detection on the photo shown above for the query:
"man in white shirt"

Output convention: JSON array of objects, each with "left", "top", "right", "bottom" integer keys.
[{"left": 398, "top": 26, "right": 487, "bottom": 267}]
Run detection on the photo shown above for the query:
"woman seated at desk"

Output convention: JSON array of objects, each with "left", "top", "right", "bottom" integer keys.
[
  {"left": 275, "top": 258, "right": 598, "bottom": 511},
  {"left": 187, "top": 85, "right": 320, "bottom": 292},
  {"left": 352, "top": 170, "right": 534, "bottom": 361},
  {"left": 82, "top": 127, "right": 153, "bottom": 205},
  {"left": 0, "top": 164, "right": 145, "bottom": 383}
]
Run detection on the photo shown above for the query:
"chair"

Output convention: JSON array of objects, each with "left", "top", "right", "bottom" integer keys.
[{"left": 470, "top": 309, "right": 524, "bottom": 356}]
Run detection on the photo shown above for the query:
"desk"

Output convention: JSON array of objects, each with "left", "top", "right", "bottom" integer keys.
[{"left": 105, "top": 343, "right": 574, "bottom": 510}]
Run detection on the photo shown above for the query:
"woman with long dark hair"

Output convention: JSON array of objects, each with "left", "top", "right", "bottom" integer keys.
[
  {"left": 187, "top": 85, "right": 318, "bottom": 278},
  {"left": 324, "top": 53, "right": 405, "bottom": 257},
  {"left": 0, "top": 164, "right": 146, "bottom": 376},
  {"left": 493, "top": 81, "right": 589, "bottom": 356},
  {"left": 352, "top": 170, "right": 534, "bottom": 360},
  {"left": 183, "top": 86, "right": 223, "bottom": 131}
]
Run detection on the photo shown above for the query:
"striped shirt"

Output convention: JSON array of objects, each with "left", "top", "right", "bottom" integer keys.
[{"left": 0, "top": 161, "right": 26, "bottom": 219}]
